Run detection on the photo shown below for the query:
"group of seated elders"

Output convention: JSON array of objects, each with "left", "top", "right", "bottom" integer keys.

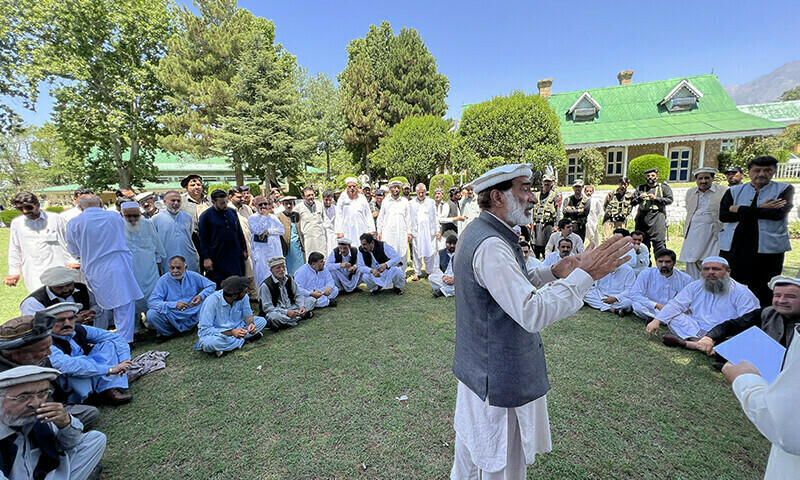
[
  {"left": 429, "top": 235, "right": 457, "bottom": 298},
  {"left": 19, "top": 266, "right": 103, "bottom": 327},
  {"left": 544, "top": 219, "right": 586, "bottom": 256},
  {"left": 356, "top": 233, "right": 406, "bottom": 295},
  {"left": 294, "top": 252, "right": 339, "bottom": 308},
  {"left": 625, "top": 230, "right": 650, "bottom": 276},
  {"left": 543, "top": 236, "right": 575, "bottom": 266},
  {"left": 677, "top": 275, "right": 800, "bottom": 354},
  {"left": 325, "top": 237, "right": 363, "bottom": 293},
  {"left": 646, "top": 256, "right": 760, "bottom": 343},
  {"left": 0, "top": 311, "right": 99, "bottom": 430},
  {"left": 194, "top": 276, "right": 267, "bottom": 357},
  {"left": 45, "top": 302, "right": 135, "bottom": 406},
  {"left": 146, "top": 255, "right": 216, "bottom": 341},
  {"left": 630, "top": 249, "right": 692, "bottom": 321},
  {"left": 0, "top": 366, "right": 106, "bottom": 480},
  {"left": 258, "top": 257, "right": 317, "bottom": 330},
  {"left": 520, "top": 241, "right": 543, "bottom": 271}
]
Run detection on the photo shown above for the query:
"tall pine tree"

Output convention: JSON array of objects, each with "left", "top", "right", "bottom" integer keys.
[{"left": 340, "top": 55, "right": 386, "bottom": 178}]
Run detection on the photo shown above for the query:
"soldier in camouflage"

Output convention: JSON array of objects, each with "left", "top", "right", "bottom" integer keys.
[
  {"left": 563, "top": 179, "right": 589, "bottom": 241},
  {"left": 602, "top": 176, "right": 635, "bottom": 239},
  {"left": 631, "top": 168, "right": 673, "bottom": 260},
  {"left": 531, "top": 174, "right": 561, "bottom": 259}
]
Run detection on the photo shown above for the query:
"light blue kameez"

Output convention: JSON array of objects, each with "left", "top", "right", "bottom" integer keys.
[
  {"left": 152, "top": 210, "right": 200, "bottom": 273},
  {"left": 146, "top": 271, "right": 216, "bottom": 337},
  {"left": 194, "top": 291, "right": 267, "bottom": 353},
  {"left": 286, "top": 222, "right": 304, "bottom": 275}
]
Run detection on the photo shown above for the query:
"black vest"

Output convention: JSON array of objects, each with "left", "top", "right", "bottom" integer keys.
[
  {"left": 359, "top": 240, "right": 390, "bottom": 268},
  {"left": 0, "top": 422, "right": 62, "bottom": 480},
  {"left": 259, "top": 276, "right": 298, "bottom": 314},
  {"left": 439, "top": 249, "right": 452, "bottom": 273},
  {"left": 51, "top": 324, "right": 94, "bottom": 356},
  {"left": 333, "top": 247, "right": 358, "bottom": 264},
  {"left": 25, "top": 283, "right": 91, "bottom": 312}
]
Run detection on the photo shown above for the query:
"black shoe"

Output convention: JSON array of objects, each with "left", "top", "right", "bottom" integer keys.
[
  {"left": 155, "top": 335, "right": 171, "bottom": 344},
  {"left": 616, "top": 308, "right": 629, "bottom": 318},
  {"left": 328, "top": 298, "right": 338, "bottom": 307},
  {"left": 662, "top": 334, "right": 687, "bottom": 349},
  {"left": 244, "top": 332, "right": 263, "bottom": 344},
  {"left": 371, "top": 287, "right": 383, "bottom": 295},
  {"left": 87, "top": 463, "right": 103, "bottom": 480},
  {"left": 393, "top": 287, "right": 404, "bottom": 295},
  {"left": 432, "top": 289, "right": 444, "bottom": 298}
]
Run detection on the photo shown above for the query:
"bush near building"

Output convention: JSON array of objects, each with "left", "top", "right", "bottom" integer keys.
[
  {"left": 428, "top": 174, "right": 455, "bottom": 197},
  {"left": 627, "top": 154, "right": 670, "bottom": 187}
]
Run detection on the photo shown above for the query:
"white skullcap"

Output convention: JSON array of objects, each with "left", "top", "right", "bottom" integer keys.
[
  {"left": 121, "top": 201, "right": 140, "bottom": 210},
  {"left": 702, "top": 256, "right": 729, "bottom": 267},
  {"left": 41, "top": 302, "right": 82, "bottom": 317},
  {"left": 268, "top": 257, "right": 286, "bottom": 267},
  {"left": 345, "top": 177, "right": 358, "bottom": 186},
  {"left": 39, "top": 266, "right": 80, "bottom": 287},
  {"left": 693, "top": 167, "right": 718, "bottom": 177},
  {"left": 471, "top": 163, "right": 533, "bottom": 193},
  {"left": 386, "top": 180, "right": 402, "bottom": 187},
  {"left": 337, "top": 237, "right": 352, "bottom": 245},
  {"left": 0, "top": 365, "right": 61, "bottom": 389},
  {"left": 134, "top": 191, "right": 154, "bottom": 201},
  {"left": 768, "top": 275, "right": 800, "bottom": 290}
]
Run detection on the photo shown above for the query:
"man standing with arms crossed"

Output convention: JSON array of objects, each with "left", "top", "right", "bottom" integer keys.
[{"left": 451, "top": 163, "right": 631, "bottom": 479}]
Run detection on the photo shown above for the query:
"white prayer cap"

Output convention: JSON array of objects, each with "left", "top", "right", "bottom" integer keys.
[
  {"left": 39, "top": 266, "right": 80, "bottom": 287},
  {"left": 121, "top": 201, "right": 140, "bottom": 210},
  {"left": 693, "top": 167, "right": 718, "bottom": 177},
  {"left": 0, "top": 365, "right": 61, "bottom": 389},
  {"left": 268, "top": 257, "right": 286, "bottom": 267},
  {"left": 512, "top": 225, "right": 522, "bottom": 233},
  {"left": 134, "top": 191, "right": 154, "bottom": 201},
  {"left": 386, "top": 180, "right": 402, "bottom": 187},
  {"left": 768, "top": 275, "right": 800, "bottom": 290},
  {"left": 41, "top": 302, "right": 82, "bottom": 317},
  {"left": 344, "top": 177, "right": 359, "bottom": 186},
  {"left": 701, "top": 256, "right": 729, "bottom": 268},
  {"left": 471, "top": 163, "right": 533, "bottom": 193},
  {"left": 337, "top": 237, "right": 352, "bottom": 245}
]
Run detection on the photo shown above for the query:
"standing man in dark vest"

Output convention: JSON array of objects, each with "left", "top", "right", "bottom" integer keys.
[
  {"left": 631, "top": 167, "right": 673, "bottom": 260},
  {"left": 19, "top": 266, "right": 104, "bottom": 327},
  {"left": 451, "top": 163, "right": 632, "bottom": 479}
]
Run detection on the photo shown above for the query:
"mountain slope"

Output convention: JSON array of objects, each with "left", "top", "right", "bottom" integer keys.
[{"left": 724, "top": 60, "right": 800, "bottom": 105}]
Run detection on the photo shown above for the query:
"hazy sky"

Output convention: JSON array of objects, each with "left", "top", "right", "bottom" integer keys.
[{"left": 12, "top": 0, "right": 800, "bottom": 125}]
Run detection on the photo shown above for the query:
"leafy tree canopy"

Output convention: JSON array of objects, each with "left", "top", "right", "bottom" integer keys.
[
  {"left": 780, "top": 86, "right": 800, "bottom": 101},
  {"left": 371, "top": 115, "right": 453, "bottom": 186}
]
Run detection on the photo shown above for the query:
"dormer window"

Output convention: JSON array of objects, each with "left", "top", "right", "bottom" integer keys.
[
  {"left": 567, "top": 92, "right": 601, "bottom": 122},
  {"left": 660, "top": 79, "right": 703, "bottom": 113}
]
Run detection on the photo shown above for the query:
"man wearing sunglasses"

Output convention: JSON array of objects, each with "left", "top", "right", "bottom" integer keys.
[{"left": 4, "top": 192, "right": 70, "bottom": 293}]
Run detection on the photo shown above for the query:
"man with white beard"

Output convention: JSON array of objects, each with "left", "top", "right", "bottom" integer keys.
[
  {"left": 377, "top": 180, "right": 411, "bottom": 269},
  {"left": 409, "top": 183, "right": 437, "bottom": 281},
  {"left": 335, "top": 178, "right": 374, "bottom": 248},
  {"left": 646, "top": 256, "right": 760, "bottom": 344},
  {"left": 122, "top": 202, "right": 166, "bottom": 330},
  {"left": 66, "top": 195, "right": 142, "bottom": 343},
  {"left": 152, "top": 191, "right": 200, "bottom": 273}
]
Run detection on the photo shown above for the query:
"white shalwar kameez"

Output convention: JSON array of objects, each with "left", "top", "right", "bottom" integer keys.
[
  {"left": 679, "top": 189, "right": 720, "bottom": 279},
  {"left": 7, "top": 211, "right": 70, "bottom": 292},
  {"left": 428, "top": 251, "right": 455, "bottom": 297},
  {"left": 294, "top": 263, "right": 339, "bottom": 308},
  {"left": 376, "top": 195, "right": 411, "bottom": 265},
  {"left": 325, "top": 249, "right": 363, "bottom": 292},
  {"left": 335, "top": 194, "right": 373, "bottom": 247},
  {"left": 525, "top": 256, "right": 543, "bottom": 272},
  {"left": 630, "top": 267, "right": 693, "bottom": 320},
  {"left": 584, "top": 195, "right": 603, "bottom": 247},
  {"left": 452, "top": 231, "right": 594, "bottom": 479},
  {"left": 459, "top": 195, "right": 480, "bottom": 231},
  {"left": 583, "top": 264, "right": 636, "bottom": 311},
  {"left": 356, "top": 242, "right": 406, "bottom": 292},
  {"left": 626, "top": 245, "right": 650, "bottom": 276},
  {"left": 296, "top": 199, "right": 328, "bottom": 259},
  {"left": 543, "top": 251, "right": 573, "bottom": 267},
  {"left": 410, "top": 196, "right": 437, "bottom": 276},
  {"left": 434, "top": 200, "right": 453, "bottom": 251},
  {"left": 657, "top": 278, "right": 760, "bottom": 339},
  {"left": 65, "top": 207, "right": 143, "bottom": 343},
  {"left": 323, "top": 204, "right": 337, "bottom": 255},
  {"left": 124, "top": 219, "right": 166, "bottom": 329},
  {"left": 248, "top": 212, "right": 284, "bottom": 287}
]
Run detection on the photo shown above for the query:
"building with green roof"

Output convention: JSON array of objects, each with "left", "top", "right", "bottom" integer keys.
[{"left": 737, "top": 100, "right": 800, "bottom": 126}]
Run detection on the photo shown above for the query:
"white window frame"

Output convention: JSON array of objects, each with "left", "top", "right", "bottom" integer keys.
[
  {"left": 606, "top": 148, "right": 624, "bottom": 176},
  {"left": 720, "top": 138, "right": 737, "bottom": 153},
  {"left": 567, "top": 155, "right": 584, "bottom": 185},
  {"left": 668, "top": 147, "right": 692, "bottom": 182}
]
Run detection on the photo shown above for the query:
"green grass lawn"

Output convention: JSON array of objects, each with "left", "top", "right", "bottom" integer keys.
[{"left": 0, "top": 227, "right": 795, "bottom": 479}]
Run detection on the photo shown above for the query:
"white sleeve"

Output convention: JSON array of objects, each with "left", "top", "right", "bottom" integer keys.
[{"left": 7, "top": 221, "right": 22, "bottom": 275}]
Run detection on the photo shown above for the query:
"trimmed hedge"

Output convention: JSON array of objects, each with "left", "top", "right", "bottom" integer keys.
[
  {"left": 388, "top": 176, "right": 409, "bottom": 185},
  {"left": 428, "top": 174, "right": 455, "bottom": 197},
  {"left": 246, "top": 182, "right": 263, "bottom": 197},
  {"left": 45, "top": 206, "right": 65, "bottom": 214},
  {"left": 208, "top": 183, "right": 233, "bottom": 196},
  {"left": 627, "top": 154, "right": 670, "bottom": 187},
  {"left": 0, "top": 209, "right": 22, "bottom": 225}
]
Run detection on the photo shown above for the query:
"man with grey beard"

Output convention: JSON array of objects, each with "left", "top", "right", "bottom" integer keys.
[
  {"left": 646, "top": 256, "right": 760, "bottom": 344},
  {"left": 121, "top": 202, "right": 166, "bottom": 331},
  {"left": 0, "top": 366, "right": 106, "bottom": 479},
  {"left": 152, "top": 191, "right": 200, "bottom": 273}
]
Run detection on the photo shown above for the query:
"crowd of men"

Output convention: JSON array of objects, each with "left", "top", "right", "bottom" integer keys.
[{"left": 1, "top": 157, "right": 797, "bottom": 479}]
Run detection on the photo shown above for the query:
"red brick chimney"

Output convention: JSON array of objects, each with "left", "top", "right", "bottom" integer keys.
[
  {"left": 537, "top": 78, "right": 553, "bottom": 99},
  {"left": 617, "top": 70, "right": 634, "bottom": 85}
]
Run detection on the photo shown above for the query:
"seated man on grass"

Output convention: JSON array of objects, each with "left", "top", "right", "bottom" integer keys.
[
  {"left": 325, "top": 238, "right": 363, "bottom": 294},
  {"left": 20, "top": 266, "right": 105, "bottom": 327},
  {"left": 195, "top": 276, "right": 267, "bottom": 357},
  {"left": 583, "top": 261, "right": 636, "bottom": 317},
  {"left": 45, "top": 303, "right": 134, "bottom": 406},
  {"left": 544, "top": 218, "right": 585, "bottom": 255},
  {"left": 146, "top": 255, "right": 216, "bottom": 341},
  {"left": 357, "top": 233, "right": 406, "bottom": 296},
  {"left": 520, "top": 240, "right": 542, "bottom": 271},
  {"left": 626, "top": 230, "right": 650, "bottom": 276},
  {"left": 294, "top": 252, "right": 339, "bottom": 308},
  {"left": 543, "top": 237, "right": 575, "bottom": 267},
  {"left": 646, "top": 256, "right": 760, "bottom": 346},
  {"left": 630, "top": 249, "right": 692, "bottom": 321},
  {"left": 258, "top": 257, "right": 316, "bottom": 330},
  {"left": 429, "top": 234, "right": 457, "bottom": 298}
]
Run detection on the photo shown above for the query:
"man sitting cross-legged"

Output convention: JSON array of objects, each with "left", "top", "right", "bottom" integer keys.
[
  {"left": 325, "top": 238, "right": 363, "bottom": 294},
  {"left": 357, "top": 233, "right": 406, "bottom": 295},
  {"left": 258, "top": 257, "right": 316, "bottom": 330},
  {"left": 294, "top": 252, "right": 339, "bottom": 308},
  {"left": 625, "top": 230, "right": 650, "bottom": 276},
  {"left": 543, "top": 237, "right": 575, "bottom": 267},
  {"left": 544, "top": 218, "right": 585, "bottom": 255},
  {"left": 146, "top": 255, "right": 216, "bottom": 341},
  {"left": 194, "top": 276, "right": 267, "bottom": 357},
  {"left": 630, "top": 249, "right": 693, "bottom": 322},
  {"left": 646, "top": 256, "right": 760, "bottom": 345},
  {"left": 583, "top": 263, "right": 636, "bottom": 317},
  {"left": 520, "top": 240, "right": 542, "bottom": 271},
  {"left": 429, "top": 234, "right": 457, "bottom": 298},
  {"left": 0, "top": 366, "right": 106, "bottom": 480},
  {"left": 680, "top": 275, "right": 800, "bottom": 354},
  {"left": 45, "top": 303, "right": 134, "bottom": 406}
]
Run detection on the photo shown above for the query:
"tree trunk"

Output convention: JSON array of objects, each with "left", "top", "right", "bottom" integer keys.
[
  {"left": 364, "top": 143, "right": 371, "bottom": 179},
  {"left": 325, "top": 144, "right": 331, "bottom": 180},
  {"left": 112, "top": 134, "right": 132, "bottom": 190}
]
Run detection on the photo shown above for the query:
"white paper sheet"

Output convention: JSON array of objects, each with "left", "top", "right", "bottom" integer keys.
[{"left": 714, "top": 326, "right": 786, "bottom": 384}]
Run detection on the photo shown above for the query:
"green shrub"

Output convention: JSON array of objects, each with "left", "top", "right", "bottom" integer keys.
[
  {"left": 789, "top": 221, "right": 800, "bottom": 239},
  {"left": 428, "top": 174, "right": 455, "bottom": 197},
  {"left": 388, "top": 176, "right": 409, "bottom": 185},
  {"left": 45, "top": 206, "right": 64, "bottom": 214},
  {"left": 577, "top": 147, "right": 605, "bottom": 186},
  {"left": 207, "top": 183, "right": 233, "bottom": 195},
  {"left": 627, "top": 154, "right": 670, "bottom": 187},
  {"left": 247, "top": 182, "right": 263, "bottom": 197},
  {"left": 1, "top": 209, "right": 22, "bottom": 225}
]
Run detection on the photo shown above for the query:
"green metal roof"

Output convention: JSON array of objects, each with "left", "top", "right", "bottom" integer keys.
[
  {"left": 737, "top": 100, "right": 800, "bottom": 125},
  {"left": 546, "top": 74, "right": 785, "bottom": 147},
  {"left": 35, "top": 181, "right": 185, "bottom": 193}
]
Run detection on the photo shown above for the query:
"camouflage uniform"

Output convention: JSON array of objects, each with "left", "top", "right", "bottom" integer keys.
[
  {"left": 563, "top": 194, "right": 589, "bottom": 240},
  {"left": 532, "top": 189, "right": 561, "bottom": 259},
  {"left": 602, "top": 190, "right": 635, "bottom": 238}
]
